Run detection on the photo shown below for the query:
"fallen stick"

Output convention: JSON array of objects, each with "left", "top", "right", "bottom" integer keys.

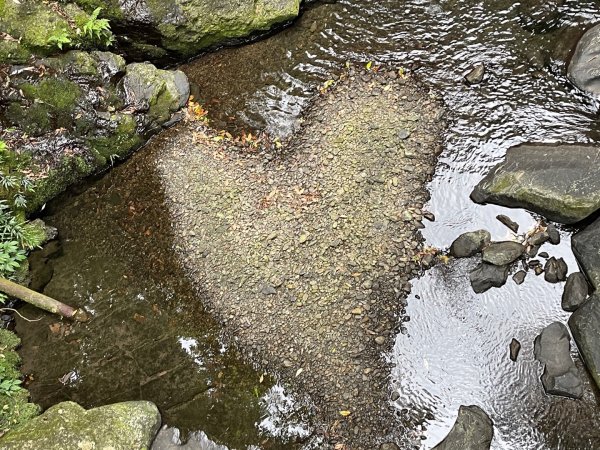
[{"left": 0, "top": 277, "right": 89, "bottom": 322}]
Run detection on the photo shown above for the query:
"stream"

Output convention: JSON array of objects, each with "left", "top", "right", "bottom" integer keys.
[{"left": 16, "top": 0, "right": 600, "bottom": 448}]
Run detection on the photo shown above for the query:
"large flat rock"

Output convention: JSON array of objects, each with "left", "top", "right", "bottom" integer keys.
[
  {"left": 471, "top": 144, "right": 600, "bottom": 224},
  {"left": 157, "top": 68, "right": 445, "bottom": 446},
  {"left": 572, "top": 216, "right": 600, "bottom": 291},
  {"left": 568, "top": 24, "right": 600, "bottom": 96},
  {"left": 0, "top": 401, "right": 160, "bottom": 449},
  {"left": 569, "top": 294, "right": 600, "bottom": 391}
]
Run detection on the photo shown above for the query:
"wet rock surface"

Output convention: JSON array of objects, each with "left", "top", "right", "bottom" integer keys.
[
  {"left": 509, "top": 338, "right": 521, "bottom": 362},
  {"left": 471, "top": 144, "right": 600, "bottom": 224},
  {"left": 0, "top": 400, "right": 161, "bottom": 449},
  {"left": 482, "top": 241, "right": 525, "bottom": 266},
  {"left": 157, "top": 68, "right": 444, "bottom": 447},
  {"left": 572, "top": 216, "right": 600, "bottom": 291},
  {"left": 534, "top": 322, "right": 583, "bottom": 399},
  {"left": 432, "top": 405, "right": 493, "bottom": 450},
  {"left": 569, "top": 294, "right": 600, "bottom": 392},
  {"left": 544, "top": 257, "right": 568, "bottom": 283},
  {"left": 568, "top": 23, "right": 600, "bottom": 96},
  {"left": 0, "top": 51, "right": 189, "bottom": 210},
  {"left": 562, "top": 272, "right": 589, "bottom": 312},
  {"left": 449, "top": 230, "right": 491, "bottom": 258},
  {"left": 469, "top": 262, "right": 509, "bottom": 293}
]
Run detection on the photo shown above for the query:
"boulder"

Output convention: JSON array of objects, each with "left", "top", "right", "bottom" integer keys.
[
  {"left": 572, "top": 217, "right": 600, "bottom": 291},
  {"left": 0, "top": 401, "right": 161, "bottom": 449},
  {"left": 533, "top": 322, "right": 583, "bottom": 399},
  {"left": 569, "top": 294, "right": 600, "bottom": 391},
  {"left": 544, "top": 257, "right": 567, "bottom": 283},
  {"left": 561, "top": 272, "right": 589, "bottom": 312},
  {"left": 432, "top": 405, "right": 493, "bottom": 450},
  {"left": 72, "top": 0, "right": 302, "bottom": 59},
  {"left": 449, "top": 230, "right": 491, "bottom": 258},
  {"left": 469, "top": 263, "right": 509, "bottom": 293},
  {"left": 568, "top": 24, "right": 600, "bottom": 96},
  {"left": 471, "top": 144, "right": 600, "bottom": 224},
  {"left": 482, "top": 241, "right": 525, "bottom": 266}
]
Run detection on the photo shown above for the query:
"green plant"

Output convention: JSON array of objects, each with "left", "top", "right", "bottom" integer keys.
[
  {"left": 48, "top": 28, "right": 72, "bottom": 51},
  {"left": 0, "top": 379, "right": 23, "bottom": 397},
  {"left": 81, "top": 7, "right": 113, "bottom": 47}
]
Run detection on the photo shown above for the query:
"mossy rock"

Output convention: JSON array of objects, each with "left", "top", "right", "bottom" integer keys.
[
  {"left": 0, "top": 330, "right": 40, "bottom": 436},
  {"left": 0, "top": 401, "right": 161, "bottom": 449}
]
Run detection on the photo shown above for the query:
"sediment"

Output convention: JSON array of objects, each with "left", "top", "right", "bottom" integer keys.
[{"left": 155, "top": 67, "right": 445, "bottom": 448}]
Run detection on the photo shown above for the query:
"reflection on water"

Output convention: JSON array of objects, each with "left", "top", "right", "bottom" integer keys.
[{"left": 181, "top": 0, "right": 600, "bottom": 448}]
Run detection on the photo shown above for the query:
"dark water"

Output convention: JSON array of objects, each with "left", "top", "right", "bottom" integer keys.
[
  {"left": 16, "top": 135, "right": 310, "bottom": 449},
  {"left": 182, "top": 0, "right": 600, "bottom": 448},
  {"left": 17, "top": 0, "right": 600, "bottom": 448}
]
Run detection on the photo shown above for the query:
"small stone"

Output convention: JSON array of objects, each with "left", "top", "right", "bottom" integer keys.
[
  {"left": 482, "top": 241, "right": 525, "bottom": 266},
  {"left": 375, "top": 336, "right": 386, "bottom": 345},
  {"left": 397, "top": 129, "right": 411, "bottom": 139},
  {"left": 539, "top": 252, "right": 549, "bottom": 258},
  {"left": 464, "top": 63, "right": 485, "bottom": 85},
  {"left": 528, "top": 231, "right": 549, "bottom": 246},
  {"left": 544, "top": 257, "right": 567, "bottom": 283},
  {"left": 546, "top": 224, "right": 560, "bottom": 245},
  {"left": 561, "top": 272, "right": 589, "bottom": 312},
  {"left": 469, "top": 263, "right": 509, "bottom": 293},
  {"left": 512, "top": 270, "right": 526, "bottom": 285},
  {"left": 283, "top": 360, "right": 293, "bottom": 368},
  {"left": 449, "top": 230, "right": 491, "bottom": 258},
  {"left": 423, "top": 211, "right": 435, "bottom": 222},
  {"left": 509, "top": 338, "right": 521, "bottom": 362},
  {"left": 496, "top": 214, "right": 519, "bottom": 233}
]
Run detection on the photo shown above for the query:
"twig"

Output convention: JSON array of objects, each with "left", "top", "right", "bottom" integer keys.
[{"left": 0, "top": 307, "right": 42, "bottom": 322}]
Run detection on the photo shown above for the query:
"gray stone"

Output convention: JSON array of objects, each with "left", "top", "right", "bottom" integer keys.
[
  {"left": 449, "top": 230, "right": 491, "bottom": 258},
  {"left": 496, "top": 214, "right": 519, "bottom": 233},
  {"left": 465, "top": 64, "right": 485, "bottom": 85},
  {"left": 568, "top": 24, "right": 600, "bottom": 96},
  {"left": 482, "top": 241, "right": 525, "bottom": 266},
  {"left": 544, "top": 257, "right": 567, "bottom": 283},
  {"left": 512, "top": 270, "right": 526, "bottom": 285},
  {"left": 471, "top": 144, "right": 600, "bottom": 224},
  {"left": 379, "top": 444, "right": 400, "bottom": 450},
  {"left": 534, "top": 322, "right": 583, "bottom": 399},
  {"left": 432, "top": 405, "right": 493, "bottom": 450},
  {"left": 569, "top": 294, "right": 600, "bottom": 392},
  {"left": 546, "top": 224, "right": 560, "bottom": 244},
  {"left": 572, "top": 217, "right": 600, "bottom": 290},
  {"left": 561, "top": 272, "right": 589, "bottom": 312},
  {"left": 528, "top": 231, "right": 549, "bottom": 246},
  {"left": 510, "top": 338, "right": 521, "bottom": 362},
  {"left": 469, "top": 263, "right": 509, "bottom": 293},
  {"left": 151, "top": 426, "right": 228, "bottom": 450},
  {"left": 0, "top": 401, "right": 160, "bottom": 449}
]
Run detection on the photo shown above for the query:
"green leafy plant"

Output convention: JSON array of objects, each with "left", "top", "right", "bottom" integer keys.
[
  {"left": 81, "top": 7, "right": 113, "bottom": 47},
  {"left": 0, "top": 379, "right": 23, "bottom": 397},
  {"left": 48, "top": 28, "right": 72, "bottom": 51}
]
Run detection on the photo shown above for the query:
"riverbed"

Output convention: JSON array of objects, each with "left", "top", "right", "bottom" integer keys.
[{"left": 16, "top": 0, "right": 600, "bottom": 448}]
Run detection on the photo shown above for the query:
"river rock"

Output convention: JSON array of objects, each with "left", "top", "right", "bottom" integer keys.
[
  {"left": 496, "top": 214, "right": 519, "bottom": 233},
  {"left": 512, "top": 270, "right": 526, "bottom": 285},
  {"left": 432, "top": 405, "right": 493, "bottom": 450},
  {"left": 0, "top": 401, "right": 161, "bottom": 449},
  {"left": 465, "top": 64, "right": 485, "bottom": 85},
  {"left": 470, "top": 144, "right": 600, "bottom": 224},
  {"left": 568, "top": 294, "right": 600, "bottom": 391},
  {"left": 510, "top": 338, "right": 521, "bottom": 361},
  {"left": 449, "top": 230, "right": 491, "bottom": 258},
  {"left": 151, "top": 426, "right": 228, "bottom": 450},
  {"left": 469, "top": 263, "right": 509, "bottom": 293},
  {"left": 546, "top": 224, "right": 560, "bottom": 245},
  {"left": 528, "top": 231, "right": 549, "bottom": 246},
  {"left": 544, "top": 257, "right": 567, "bottom": 283},
  {"left": 572, "top": 217, "right": 600, "bottom": 290},
  {"left": 561, "top": 272, "right": 589, "bottom": 312},
  {"left": 568, "top": 24, "right": 600, "bottom": 96},
  {"left": 533, "top": 322, "right": 583, "bottom": 399},
  {"left": 482, "top": 241, "right": 525, "bottom": 266}
]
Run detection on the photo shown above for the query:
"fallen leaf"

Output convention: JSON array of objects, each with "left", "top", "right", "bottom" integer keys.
[
  {"left": 133, "top": 313, "right": 146, "bottom": 323},
  {"left": 339, "top": 410, "right": 351, "bottom": 417},
  {"left": 295, "top": 368, "right": 303, "bottom": 377}
]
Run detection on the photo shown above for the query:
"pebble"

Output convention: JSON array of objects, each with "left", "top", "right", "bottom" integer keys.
[{"left": 375, "top": 336, "right": 386, "bottom": 345}]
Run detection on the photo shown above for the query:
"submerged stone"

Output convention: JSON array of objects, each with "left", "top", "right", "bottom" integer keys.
[
  {"left": 0, "top": 401, "right": 161, "bottom": 449},
  {"left": 544, "top": 257, "right": 567, "bottom": 283},
  {"left": 432, "top": 405, "right": 493, "bottom": 450},
  {"left": 568, "top": 24, "right": 600, "bottom": 96},
  {"left": 471, "top": 144, "right": 600, "bottom": 224},
  {"left": 469, "top": 262, "right": 509, "bottom": 293},
  {"left": 534, "top": 322, "right": 583, "bottom": 399},
  {"left": 569, "top": 294, "right": 600, "bottom": 392}
]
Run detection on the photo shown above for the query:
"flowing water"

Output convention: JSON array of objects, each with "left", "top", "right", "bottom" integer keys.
[{"left": 17, "top": 0, "right": 600, "bottom": 448}]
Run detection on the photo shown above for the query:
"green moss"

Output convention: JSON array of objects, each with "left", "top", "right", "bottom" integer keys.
[
  {"left": 88, "top": 114, "right": 143, "bottom": 165},
  {"left": 21, "top": 79, "right": 81, "bottom": 111},
  {"left": 5, "top": 103, "right": 51, "bottom": 136},
  {"left": 0, "top": 330, "right": 40, "bottom": 436},
  {"left": 71, "top": 0, "right": 123, "bottom": 20}
]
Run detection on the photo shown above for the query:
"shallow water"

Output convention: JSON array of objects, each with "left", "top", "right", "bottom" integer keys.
[
  {"left": 16, "top": 0, "right": 600, "bottom": 448},
  {"left": 182, "top": 0, "right": 600, "bottom": 448}
]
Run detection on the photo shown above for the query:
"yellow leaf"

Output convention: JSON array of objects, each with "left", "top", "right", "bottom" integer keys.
[
  {"left": 259, "top": 374, "right": 264, "bottom": 383},
  {"left": 339, "top": 410, "right": 351, "bottom": 417},
  {"left": 366, "top": 61, "right": 372, "bottom": 70}
]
